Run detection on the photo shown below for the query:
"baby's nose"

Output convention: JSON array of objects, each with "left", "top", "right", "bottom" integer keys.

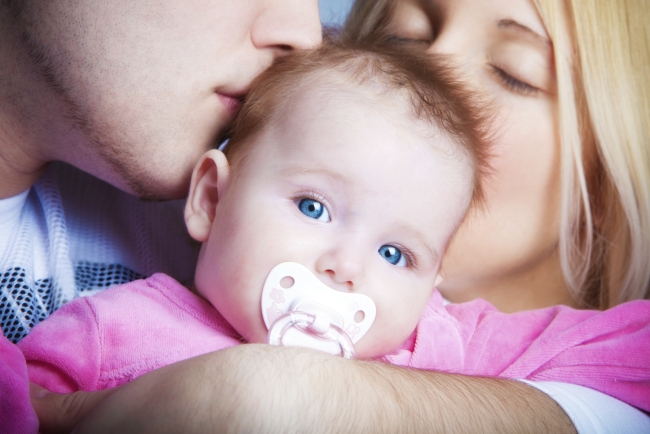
[{"left": 315, "top": 247, "right": 365, "bottom": 291}]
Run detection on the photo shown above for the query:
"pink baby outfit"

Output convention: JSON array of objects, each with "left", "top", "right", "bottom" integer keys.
[
  {"left": 0, "top": 335, "right": 39, "bottom": 434},
  {"left": 18, "top": 273, "right": 650, "bottom": 413},
  {"left": 19, "top": 274, "right": 240, "bottom": 392}
]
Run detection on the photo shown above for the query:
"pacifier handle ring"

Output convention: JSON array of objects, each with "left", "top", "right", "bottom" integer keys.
[{"left": 267, "top": 311, "right": 356, "bottom": 359}]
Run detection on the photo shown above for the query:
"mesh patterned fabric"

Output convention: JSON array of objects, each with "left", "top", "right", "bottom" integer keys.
[
  {"left": 0, "top": 268, "right": 52, "bottom": 344},
  {"left": 0, "top": 163, "right": 199, "bottom": 343},
  {"left": 0, "top": 264, "right": 146, "bottom": 343}
]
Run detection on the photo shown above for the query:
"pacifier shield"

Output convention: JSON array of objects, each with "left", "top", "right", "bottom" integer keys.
[{"left": 261, "top": 262, "right": 376, "bottom": 351}]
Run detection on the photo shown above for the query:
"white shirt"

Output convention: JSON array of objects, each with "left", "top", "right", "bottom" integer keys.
[
  {"left": 523, "top": 381, "right": 650, "bottom": 433},
  {"left": 0, "top": 162, "right": 199, "bottom": 343}
]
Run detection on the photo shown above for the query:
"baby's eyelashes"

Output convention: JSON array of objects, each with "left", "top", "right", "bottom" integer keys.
[
  {"left": 297, "top": 198, "right": 330, "bottom": 222},
  {"left": 293, "top": 194, "right": 417, "bottom": 270},
  {"left": 378, "top": 245, "right": 407, "bottom": 267}
]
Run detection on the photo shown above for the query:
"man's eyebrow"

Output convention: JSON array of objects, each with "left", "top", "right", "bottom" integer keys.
[{"left": 498, "top": 19, "right": 550, "bottom": 47}]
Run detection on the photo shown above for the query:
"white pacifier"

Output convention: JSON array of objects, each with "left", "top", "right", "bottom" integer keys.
[{"left": 261, "top": 262, "right": 376, "bottom": 359}]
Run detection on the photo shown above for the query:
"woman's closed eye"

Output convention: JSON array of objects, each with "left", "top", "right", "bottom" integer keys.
[
  {"left": 378, "top": 245, "right": 407, "bottom": 267},
  {"left": 490, "top": 65, "right": 539, "bottom": 96},
  {"left": 297, "top": 198, "right": 330, "bottom": 222},
  {"left": 385, "top": 35, "right": 432, "bottom": 48}
]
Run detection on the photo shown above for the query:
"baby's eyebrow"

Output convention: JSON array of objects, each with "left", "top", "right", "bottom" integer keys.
[
  {"left": 415, "top": 235, "right": 440, "bottom": 266},
  {"left": 281, "top": 164, "right": 440, "bottom": 264},
  {"left": 280, "top": 165, "right": 348, "bottom": 184},
  {"left": 395, "top": 224, "right": 440, "bottom": 266}
]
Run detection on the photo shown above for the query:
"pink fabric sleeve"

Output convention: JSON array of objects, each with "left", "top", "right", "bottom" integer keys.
[
  {"left": 384, "top": 291, "right": 650, "bottom": 412},
  {"left": 0, "top": 335, "right": 39, "bottom": 434},
  {"left": 18, "top": 275, "right": 242, "bottom": 392},
  {"left": 18, "top": 297, "right": 101, "bottom": 393}
]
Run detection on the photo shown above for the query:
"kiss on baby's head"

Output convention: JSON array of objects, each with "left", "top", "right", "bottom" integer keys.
[{"left": 185, "top": 39, "right": 491, "bottom": 358}]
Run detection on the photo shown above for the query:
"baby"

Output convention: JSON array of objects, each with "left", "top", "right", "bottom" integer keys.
[{"left": 19, "top": 41, "right": 650, "bottom": 411}]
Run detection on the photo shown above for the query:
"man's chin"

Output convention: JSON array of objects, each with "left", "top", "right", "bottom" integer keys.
[
  {"left": 128, "top": 177, "right": 191, "bottom": 202},
  {"left": 108, "top": 164, "right": 192, "bottom": 201}
]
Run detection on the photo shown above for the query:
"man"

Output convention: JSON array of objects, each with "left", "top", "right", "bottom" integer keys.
[
  {"left": 0, "top": 0, "right": 322, "bottom": 341},
  {"left": 1, "top": 0, "right": 320, "bottom": 431},
  {"left": 0, "top": 1, "right": 581, "bottom": 432}
]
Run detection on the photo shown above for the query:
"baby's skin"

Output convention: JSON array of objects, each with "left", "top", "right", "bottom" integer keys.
[{"left": 186, "top": 70, "right": 474, "bottom": 359}]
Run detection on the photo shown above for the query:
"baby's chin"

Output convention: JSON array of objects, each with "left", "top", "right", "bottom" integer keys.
[
  {"left": 244, "top": 326, "right": 404, "bottom": 359},
  {"left": 354, "top": 337, "right": 404, "bottom": 360},
  {"left": 237, "top": 326, "right": 269, "bottom": 345}
]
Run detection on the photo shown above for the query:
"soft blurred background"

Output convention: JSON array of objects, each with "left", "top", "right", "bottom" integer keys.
[{"left": 319, "top": 0, "right": 355, "bottom": 27}]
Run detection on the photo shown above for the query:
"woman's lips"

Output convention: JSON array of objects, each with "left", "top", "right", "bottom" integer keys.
[{"left": 218, "top": 93, "right": 243, "bottom": 118}]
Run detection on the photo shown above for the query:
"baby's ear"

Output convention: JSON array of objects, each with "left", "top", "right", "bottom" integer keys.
[{"left": 185, "top": 149, "right": 230, "bottom": 242}]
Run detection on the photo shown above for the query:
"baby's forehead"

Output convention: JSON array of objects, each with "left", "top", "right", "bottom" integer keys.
[
  {"left": 274, "top": 69, "right": 460, "bottom": 159},
  {"left": 230, "top": 64, "right": 477, "bottom": 257},
  {"left": 252, "top": 93, "right": 475, "bottom": 261},
  {"left": 276, "top": 69, "right": 432, "bottom": 141},
  {"left": 225, "top": 42, "right": 488, "bottom": 213},
  {"left": 290, "top": 68, "right": 412, "bottom": 113}
]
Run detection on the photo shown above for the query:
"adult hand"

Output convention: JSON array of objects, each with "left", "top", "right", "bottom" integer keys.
[
  {"left": 73, "top": 344, "right": 576, "bottom": 433},
  {"left": 30, "top": 383, "right": 120, "bottom": 434}
]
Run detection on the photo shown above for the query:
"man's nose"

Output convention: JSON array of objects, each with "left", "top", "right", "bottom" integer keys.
[
  {"left": 315, "top": 243, "right": 365, "bottom": 291},
  {"left": 251, "top": 0, "right": 322, "bottom": 55}
]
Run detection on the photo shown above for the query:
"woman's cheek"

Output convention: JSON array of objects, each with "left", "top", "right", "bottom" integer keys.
[{"left": 439, "top": 95, "right": 561, "bottom": 286}]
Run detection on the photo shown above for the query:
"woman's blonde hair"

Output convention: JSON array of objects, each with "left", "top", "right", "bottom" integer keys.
[{"left": 344, "top": 0, "right": 650, "bottom": 309}]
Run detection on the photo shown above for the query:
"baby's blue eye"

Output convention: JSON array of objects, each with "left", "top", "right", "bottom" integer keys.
[
  {"left": 297, "top": 198, "right": 330, "bottom": 222},
  {"left": 378, "top": 245, "right": 407, "bottom": 267}
]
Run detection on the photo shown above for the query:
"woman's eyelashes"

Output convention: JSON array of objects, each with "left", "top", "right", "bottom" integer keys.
[
  {"left": 385, "top": 35, "right": 432, "bottom": 48},
  {"left": 490, "top": 65, "right": 539, "bottom": 96},
  {"left": 297, "top": 197, "right": 330, "bottom": 222}
]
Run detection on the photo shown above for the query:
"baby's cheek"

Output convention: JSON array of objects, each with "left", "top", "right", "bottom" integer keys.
[
  {"left": 228, "top": 303, "right": 268, "bottom": 344},
  {"left": 246, "top": 322, "right": 270, "bottom": 344},
  {"left": 354, "top": 319, "right": 412, "bottom": 359}
]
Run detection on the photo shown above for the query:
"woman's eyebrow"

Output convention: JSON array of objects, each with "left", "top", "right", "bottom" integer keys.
[{"left": 497, "top": 19, "right": 550, "bottom": 47}]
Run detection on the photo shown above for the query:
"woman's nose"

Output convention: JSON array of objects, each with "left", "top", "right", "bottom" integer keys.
[
  {"left": 426, "top": 25, "right": 479, "bottom": 87},
  {"left": 315, "top": 245, "right": 365, "bottom": 291},
  {"left": 251, "top": 0, "right": 322, "bottom": 55}
]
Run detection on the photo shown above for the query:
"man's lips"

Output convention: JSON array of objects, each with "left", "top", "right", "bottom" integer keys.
[{"left": 217, "top": 93, "right": 243, "bottom": 117}]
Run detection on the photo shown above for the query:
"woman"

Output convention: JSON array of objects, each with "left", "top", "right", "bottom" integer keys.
[
  {"left": 344, "top": 0, "right": 650, "bottom": 428},
  {"left": 345, "top": 0, "right": 650, "bottom": 312},
  {"left": 41, "top": 0, "right": 650, "bottom": 432}
]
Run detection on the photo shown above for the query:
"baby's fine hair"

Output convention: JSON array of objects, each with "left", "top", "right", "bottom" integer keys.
[{"left": 224, "top": 37, "right": 492, "bottom": 206}]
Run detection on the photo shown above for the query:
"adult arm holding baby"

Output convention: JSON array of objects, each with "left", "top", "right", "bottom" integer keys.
[{"left": 73, "top": 345, "right": 581, "bottom": 434}]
